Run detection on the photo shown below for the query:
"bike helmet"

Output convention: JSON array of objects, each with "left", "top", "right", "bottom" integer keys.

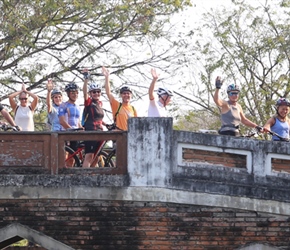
[
  {"left": 51, "top": 88, "right": 62, "bottom": 97},
  {"left": 120, "top": 86, "right": 132, "bottom": 94},
  {"left": 88, "top": 82, "right": 101, "bottom": 92},
  {"left": 276, "top": 97, "right": 290, "bottom": 107},
  {"left": 227, "top": 84, "right": 240, "bottom": 93},
  {"left": 65, "top": 82, "right": 78, "bottom": 92},
  {"left": 157, "top": 87, "right": 173, "bottom": 97}
]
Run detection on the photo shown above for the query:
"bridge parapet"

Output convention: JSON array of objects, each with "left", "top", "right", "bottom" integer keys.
[{"left": 128, "top": 118, "right": 290, "bottom": 203}]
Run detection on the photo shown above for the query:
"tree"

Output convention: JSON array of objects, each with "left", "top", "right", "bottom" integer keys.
[
  {"left": 0, "top": 0, "right": 192, "bottom": 120},
  {"left": 176, "top": 0, "right": 290, "bottom": 132}
]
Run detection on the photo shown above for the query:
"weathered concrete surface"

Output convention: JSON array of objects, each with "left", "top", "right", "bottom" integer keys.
[
  {"left": 0, "top": 186, "right": 290, "bottom": 216},
  {"left": 0, "top": 118, "right": 290, "bottom": 213},
  {"left": 127, "top": 117, "right": 173, "bottom": 187}
]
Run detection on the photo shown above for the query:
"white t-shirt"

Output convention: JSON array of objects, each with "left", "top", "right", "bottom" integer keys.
[
  {"left": 15, "top": 105, "right": 34, "bottom": 131},
  {"left": 148, "top": 99, "right": 167, "bottom": 117}
]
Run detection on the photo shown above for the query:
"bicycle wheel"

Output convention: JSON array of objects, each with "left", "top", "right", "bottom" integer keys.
[
  {"left": 65, "top": 146, "right": 82, "bottom": 167},
  {"left": 97, "top": 151, "right": 115, "bottom": 168}
]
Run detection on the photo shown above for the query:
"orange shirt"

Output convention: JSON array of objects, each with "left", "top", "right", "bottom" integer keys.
[{"left": 111, "top": 98, "right": 137, "bottom": 131}]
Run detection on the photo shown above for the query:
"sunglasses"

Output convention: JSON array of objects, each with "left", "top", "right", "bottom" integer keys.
[
  {"left": 229, "top": 92, "right": 239, "bottom": 96},
  {"left": 19, "top": 98, "right": 28, "bottom": 101},
  {"left": 91, "top": 90, "right": 101, "bottom": 94}
]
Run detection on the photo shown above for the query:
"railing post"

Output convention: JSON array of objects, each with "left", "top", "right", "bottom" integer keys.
[
  {"left": 115, "top": 132, "right": 128, "bottom": 173},
  {"left": 127, "top": 117, "right": 173, "bottom": 187},
  {"left": 50, "top": 133, "right": 59, "bottom": 174}
]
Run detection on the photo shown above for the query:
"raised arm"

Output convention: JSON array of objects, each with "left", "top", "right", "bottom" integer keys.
[
  {"left": 102, "top": 66, "right": 114, "bottom": 102},
  {"left": 9, "top": 90, "right": 21, "bottom": 111},
  {"left": 149, "top": 68, "right": 158, "bottom": 100},
  {"left": 213, "top": 76, "right": 224, "bottom": 107},
  {"left": 22, "top": 83, "right": 39, "bottom": 111},
  {"left": 82, "top": 69, "right": 90, "bottom": 102},
  {"left": 46, "top": 79, "right": 53, "bottom": 113}
]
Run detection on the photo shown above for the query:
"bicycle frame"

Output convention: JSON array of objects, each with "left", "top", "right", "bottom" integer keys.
[
  {"left": 64, "top": 124, "right": 120, "bottom": 168},
  {"left": 65, "top": 139, "right": 115, "bottom": 167}
]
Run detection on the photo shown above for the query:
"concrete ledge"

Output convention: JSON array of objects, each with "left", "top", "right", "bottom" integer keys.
[{"left": 0, "top": 186, "right": 290, "bottom": 216}]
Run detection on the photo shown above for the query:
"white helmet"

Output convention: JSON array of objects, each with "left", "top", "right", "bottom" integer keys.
[
  {"left": 157, "top": 87, "right": 173, "bottom": 97},
  {"left": 88, "top": 82, "right": 102, "bottom": 92},
  {"left": 51, "top": 88, "right": 62, "bottom": 97}
]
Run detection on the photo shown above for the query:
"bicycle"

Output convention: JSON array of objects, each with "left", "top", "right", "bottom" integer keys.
[
  {"left": 199, "top": 128, "right": 261, "bottom": 138},
  {"left": 64, "top": 124, "right": 120, "bottom": 168},
  {"left": 0, "top": 124, "right": 20, "bottom": 131},
  {"left": 264, "top": 128, "right": 289, "bottom": 142}
]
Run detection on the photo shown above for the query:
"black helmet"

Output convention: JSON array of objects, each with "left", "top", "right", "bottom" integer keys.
[
  {"left": 65, "top": 82, "right": 78, "bottom": 92},
  {"left": 120, "top": 86, "right": 132, "bottom": 94}
]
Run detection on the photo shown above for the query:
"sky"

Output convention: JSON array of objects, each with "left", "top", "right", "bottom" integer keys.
[
  {"left": 128, "top": 0, "right": 234, "bottom": 118},
  {"left": 32, "top": 0, "right": 237, "bottom": 125}
]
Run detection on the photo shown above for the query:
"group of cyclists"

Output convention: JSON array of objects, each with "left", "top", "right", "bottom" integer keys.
[
  {"left": 214, "top": 77, "right": 290, "bottom": 140},
  {"left": 1, "top": 69, "right": 289, "bottom": 167},
  {"left": 46, "top": 67, "right": 173, "bottom": 167}
]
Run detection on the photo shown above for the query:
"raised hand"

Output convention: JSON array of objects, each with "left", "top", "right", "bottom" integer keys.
[
  {"left": 151, "top": 68, "right": 158, "bottom": 80},
  {"left": 46, "top": 78, "right": 54, "bottom": 91},
  {"left": 215, "top": 76, "right": 223, "bottom": 89},
  {"left": 82, "top": 68, "right": 90, "bottom": 80},
  {"left": 102, "top": 66, "right": 110, "bottom": 78},
  {"left": 21, "top": 83, "right": 27, "bottom": 92}
]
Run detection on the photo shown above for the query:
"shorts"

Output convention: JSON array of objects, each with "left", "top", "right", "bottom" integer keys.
[
  {"left": 66, "top": 141, "right": 78, "bottom": 151},
  {"left": 84, "top": 141, "right": 103, "bottom": 154},
  {"left": 218, "top": 130, "right": 240, "bottom": 137}
]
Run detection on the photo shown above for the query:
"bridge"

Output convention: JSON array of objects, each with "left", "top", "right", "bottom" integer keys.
[{"left": 0, "top": 118, "right": 290, "bottom": 250}]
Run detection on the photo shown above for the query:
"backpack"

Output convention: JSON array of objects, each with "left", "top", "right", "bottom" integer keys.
[
  {"left": 114, "top": 102, "right": 135, "bottom": 123},
  {"left": 14, "top": 105, "right": 32, "bottom": 117}
]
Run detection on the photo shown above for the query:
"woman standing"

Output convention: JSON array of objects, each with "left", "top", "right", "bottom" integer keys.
[
  {"left": 264, "top": 98, "right": 290, "bottom": 141},
  {"left": 82, "top": 69, "right": 104, "bottom": 168},
  {"left": 9, "top": 83, "right": 38, "bottom": 131},
  {"left": 213, "top": 76, "right": 262, "bottom": 136},
  {"left": 46, "top": 79, "right": 64, "bottom": 131}
]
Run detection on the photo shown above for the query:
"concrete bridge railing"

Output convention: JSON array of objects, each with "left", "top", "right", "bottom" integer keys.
[{"left": 128, "top": 117, "right": 290, "bottom": 187}]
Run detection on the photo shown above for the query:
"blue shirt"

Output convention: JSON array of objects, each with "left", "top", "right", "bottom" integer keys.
[
  {"left": 47, "top": 103, "right": 64, "bottom": 131},
  {"left": 58, "top": 102, "right": 81, "bottom": 128},
  {"left": 271, "top": 117, "right": 289, "bottom": 141}
]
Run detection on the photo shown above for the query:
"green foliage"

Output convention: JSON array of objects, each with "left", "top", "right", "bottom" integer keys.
[
  {"left": 174, "top": 109, "right": 221, "bottom": 131},
  {"left": 178, "top": 0, "right": 290, "bottom": 131},
  {"left": 0, "top": 0, "right": 191, "bottom": 96}
]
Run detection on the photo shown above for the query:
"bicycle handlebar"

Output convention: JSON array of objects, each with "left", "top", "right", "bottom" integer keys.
[
  {"left": 66, "top": 127, "right": 84, "bottom": 132},
  {"left": 264, "top": 128, "right": 289, "bottom": 142},
  {"left": 0, "top": 124, "right": 20, "bottom": 131},
  {"left": 65, "top": 124, "right": 123, "bottom": 132},
  {"left": 105, "top": 123, "right": 123, "bottom": 131}
]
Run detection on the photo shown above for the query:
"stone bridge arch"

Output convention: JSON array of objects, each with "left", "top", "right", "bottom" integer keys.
[
  {"left": 0, "top": 223, "right": 73, "bottom": 250},
  {"left": 238, "top": 243, "right": 279, "bottom": 250}
]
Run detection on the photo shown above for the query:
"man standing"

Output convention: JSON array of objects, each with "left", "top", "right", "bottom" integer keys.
[
  {"left": 59, "top": 82, "right": 82, "bottom": 167},
  {"left": 102, "top": 66, "right": 137, "bottom": 130},
  {"left": 148, "top": 68, "right": 173, "bottom": 117}
]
